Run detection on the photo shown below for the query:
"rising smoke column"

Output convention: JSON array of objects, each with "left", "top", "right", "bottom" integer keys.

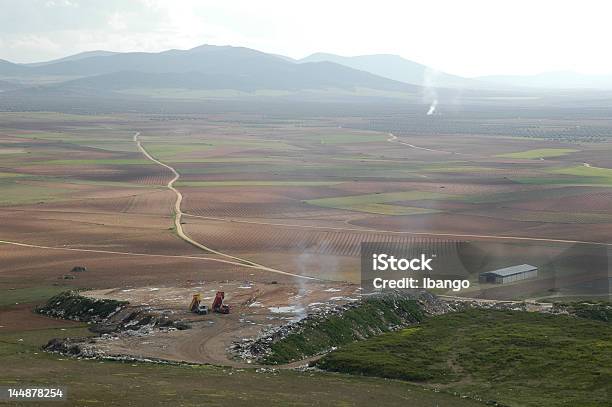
[
  {"left": 423, "top": 67, "right": 439, "bottom": 116},
  {"left": 426, "top": 99, "right": 438, "bottom": 115}
]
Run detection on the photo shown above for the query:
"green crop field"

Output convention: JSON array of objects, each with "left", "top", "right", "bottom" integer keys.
[
  {"left": 513, "top": 165, "right": 612, "bottom": 186},
  {"left": 306, "top": 191, "right": 452, "bottom": 214},
  {"left": 551, "top": 165, "right": 612, "bottom": 185},
  {"left": 317, "top": 309, "right": 612, "bottom": 407},
  {"left": 344, "top": 203, "right": 439, "bottom": 215},
  {"left": 497, "top": 148, "right": 577, "bottom": 159},
  {"left": 0, "top": 286, "right": 69, "bottom": 307}
]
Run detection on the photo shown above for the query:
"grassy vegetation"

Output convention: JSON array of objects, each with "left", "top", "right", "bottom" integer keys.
[
  {"left": 510, "top": 176, "right": 612, "bottom": 186},
  {"left": 513, "top": 165, "right": 612, "bottom": 186},
  {"left": 0, "top": 310, "right": 480, "bottom": 407},
  {"left": 263, "top": 296, "right": 424, "bottom": 365},
  {"left": 551, "top": 165, "right": 612, "bottom": 185},
  {"left": 554, "top": 301, "right": 612, "bottom": 322},
  {"left": 306, "top": 190, "right": 451, "bottom": 215},
  {"left": 497, "top": 148, "right": 577, "bottom": 159},
  {"left": 0, "top": 286, "right": 69, "bottom": 307},
  {"left": 317, "top": 309, "right": 612, "bottom": 407}
]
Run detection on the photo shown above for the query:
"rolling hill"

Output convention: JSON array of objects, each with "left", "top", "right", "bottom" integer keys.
[
  {"left": 0, "top": 45, "right": 422, "bottom": 97},
  {"left": 24, "top": 50, "right": 120, "bottom": 67},
  {"left": 299, "top": 53, "right": 479, "bottom": 88},
  {"left": 0, "top": 59, "right": 26, "bottom": 76}
]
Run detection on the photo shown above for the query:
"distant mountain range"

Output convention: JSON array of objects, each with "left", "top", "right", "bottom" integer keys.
[
  {"left": 296, "top": 54, "right": 612, "bottom": 90},
  {"left": 24, "top": 50, "right": 120, "bottom": 67},
  {"left": 298, "top": 53, "right": 480, "bottom": 89},
  {"left": 0, "top": 45, "right": 421, "bottom": 97},
  {"left": 1, "top": 44, "right": 610, "bottom": 105}
]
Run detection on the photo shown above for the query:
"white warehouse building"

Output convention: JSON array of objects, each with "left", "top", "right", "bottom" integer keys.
[{"left": 479, "top": 264, "right": 538, "bottom": 284}]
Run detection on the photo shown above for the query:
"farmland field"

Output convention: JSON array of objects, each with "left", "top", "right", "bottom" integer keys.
[
  {"left": 1, "top": 110, "right": 611, "bottom": 290},
  {"left": 3, "top": 4, "right": 612, "bottom": 405},
  {"left": 1, "top": 107, "right": 611, "bottom": 406}
]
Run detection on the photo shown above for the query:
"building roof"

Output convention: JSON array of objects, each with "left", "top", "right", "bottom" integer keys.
[{"left": 480, "top": 264, "right": 537, "bottom": 277}]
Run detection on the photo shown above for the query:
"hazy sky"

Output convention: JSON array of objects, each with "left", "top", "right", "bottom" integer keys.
[{"left": 1, "top": 0, "right": 611, "bottom": 77}]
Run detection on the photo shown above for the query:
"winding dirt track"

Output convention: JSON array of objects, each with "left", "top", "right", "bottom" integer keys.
[
  {"left": 133, "top": 132, "right": 316, "bottom": 280},
  {"left": 387, "top": 132, "right": 466, "bottom": 155}
]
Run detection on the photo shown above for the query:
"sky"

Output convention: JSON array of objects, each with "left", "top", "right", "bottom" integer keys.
[{"left": 1, "top": 0, "right": 611, "bottom": 77}]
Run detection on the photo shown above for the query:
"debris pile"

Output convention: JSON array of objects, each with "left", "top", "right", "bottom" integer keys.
[
  {"left": 92, "top": 307, "right": 192, "bottom": 335},
  {"left": 438, "top": 297, "right": 552, "bottom": 313},
  {"left": 36, "top": 291, "right": 127, "bottom": 322},
  {"left": 39, "top": 291, "right": 194, "bottom": 359},
  {"left": 231, "top": 290, "right": 442, "bottom": 364}
]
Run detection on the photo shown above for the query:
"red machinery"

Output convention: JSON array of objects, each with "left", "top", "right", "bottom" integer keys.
[{"left": 212, "top": 291, "right": 231, "bottom": 314}]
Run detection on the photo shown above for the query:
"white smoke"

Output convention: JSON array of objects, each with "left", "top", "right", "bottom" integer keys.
[
  {"left": 423, "top": 67, "right": 439, "bottom": 116},
  {"left": 426, "top": 99, "right": 438, "bottom": 115},
  {"left": 293, "top": 241, "right": 337, "bottom": 320}
]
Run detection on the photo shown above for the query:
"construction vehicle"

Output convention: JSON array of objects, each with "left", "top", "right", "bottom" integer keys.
[
  {"left": 189, "top": 294, "right": 208, "bottom": 315},
  {"left": 211, "top": 291, "right": 231, "bottom": 314}
]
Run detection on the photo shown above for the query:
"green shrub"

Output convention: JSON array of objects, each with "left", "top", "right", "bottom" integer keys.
[{"left": 263, "top": 295, "right": 423, "bottom": 364}]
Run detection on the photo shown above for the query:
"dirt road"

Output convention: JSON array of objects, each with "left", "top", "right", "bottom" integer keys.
[
  {"left": 134, "top": 132, "right": 316, "bottom": 280},
  {"left": 387, "top": 132, "right": 466, "bottom": 155}
]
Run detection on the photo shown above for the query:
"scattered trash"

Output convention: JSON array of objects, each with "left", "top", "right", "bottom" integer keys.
[{"left": 268, "top": 306, "right": 305, "bottom": 314}]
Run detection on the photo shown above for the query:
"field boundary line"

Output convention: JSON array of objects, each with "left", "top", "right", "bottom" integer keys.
[
  {"left": 182, "top": 213, "right": 612, "bottom": 247},
  {"left": 0, "top": 238, "right": 298, "bottom": 271}
]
